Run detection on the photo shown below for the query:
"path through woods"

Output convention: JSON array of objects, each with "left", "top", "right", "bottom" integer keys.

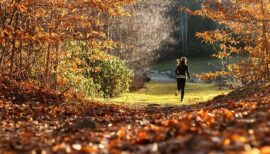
[{"left": 108, "top": 73, "right": 229, "bottom": 106}]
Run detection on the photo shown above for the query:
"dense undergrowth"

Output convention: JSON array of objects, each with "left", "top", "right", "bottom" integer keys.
[{"left": 0, "top": 78, "right": 270, "bottom": 153}]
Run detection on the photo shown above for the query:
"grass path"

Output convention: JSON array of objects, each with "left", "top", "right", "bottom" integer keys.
[
  {"left": 100, "top": 81, "right": 230, "bottom": 106},
  {"left": 98, "top": 57, "right": 237, "bottom": 106}
]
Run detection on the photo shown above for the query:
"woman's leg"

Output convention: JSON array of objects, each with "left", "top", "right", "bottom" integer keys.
[
  {"left": 180, "top": 79, "right": 186, "bottom": 101},
  {"left": 177, "top": 79, "right": 181, "bottom": 91}
]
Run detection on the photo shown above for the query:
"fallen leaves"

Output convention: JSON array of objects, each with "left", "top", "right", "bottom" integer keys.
[
  {"left": 1, "top": 79, "right": 270, "bottom": 153},
  {"left": 0, "top": 77, "right": 64, "bottom": 104}
]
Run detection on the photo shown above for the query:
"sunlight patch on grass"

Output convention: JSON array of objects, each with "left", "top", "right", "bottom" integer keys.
[{"left": 99, "top": 81, "right": 230, "bottom": 106}]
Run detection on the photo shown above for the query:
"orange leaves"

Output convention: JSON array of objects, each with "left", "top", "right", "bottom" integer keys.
[
  {"left": 19, "top": 131, "right": 34, "bottom": 139},
  {"left": 196, "top": 109, "right": 216, "bottom": 126},
  {"left": 223, "top": 108, "right": 234, "bottom": 119},
  {"left": 192, "top": 0, "right": 270, "bottom": 83},
  {"left": 0, "top": 77, "right": 64, "bottom": 103},
  {"left": 161, "top": 119, "right": 178, "bottom": 127},
  {"left": 117, "top": 128, "right": 126, "bottom": 139},
  {"left": 16, "top": 3, "right": 28, "bottom": 13},
  {"left": 34, "top": 8, "right": 46, "bottom": 17},
  {"left": 80, "top": 146, "right": 97, "bottom": 153},
  {"left": 138, "top": 130, "right": 149, "bottom": 141},
  {"left": 0, "top": 0, "right": 134, "bottom": 87},
  {"left": 261, "top": 146, "right": 270, "bottom": 154},
  {"left": 230, "top": 134, "right": 248, "bottom": 143},
  {"left": 215, "top": 108, "right": 235, "bottom": 121},
  {"left": 1, "top": 82, "right": 270, "bottom": 153},
  {"left": 197, "top": 71, "right": 230, "bottom": 82},
  {"left": 27, "top": 0, "right": 34, "bottom": 4}
]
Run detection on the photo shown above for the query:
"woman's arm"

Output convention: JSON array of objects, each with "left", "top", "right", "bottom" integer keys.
[
  {"left": 186, "top": 65, "right": 191, "bottom": 79},
  {"left": 175, "top": 67, "right": 178, "bottom": 75}
]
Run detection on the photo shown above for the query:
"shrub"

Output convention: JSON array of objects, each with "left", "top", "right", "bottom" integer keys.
[
  {"left": 87, "top": 52, "right": 134, "bottom": 97},
  {"left": 61, "top": 72, "right": 101, "bottom": 98},
  {"left": 59, "top": 41, "right": 133, "bottom": 98}
]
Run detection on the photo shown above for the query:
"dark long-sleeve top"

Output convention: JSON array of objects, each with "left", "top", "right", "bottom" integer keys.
[{"left": 175, "top": 64, "right": 191, "bottom": 79}]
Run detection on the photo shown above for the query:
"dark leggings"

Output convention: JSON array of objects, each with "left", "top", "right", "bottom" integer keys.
[{"left": 177, "top": 78, "right": 186, "bottom": 101}]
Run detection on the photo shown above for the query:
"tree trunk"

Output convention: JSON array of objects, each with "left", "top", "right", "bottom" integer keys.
[
  {"left": 44, "top": 44, "right": 51, "bottom": 86},
  {"left": 180, "top": 0, "right": 189, "bottom": 56},
  {"left": 260, "top": 0, "right": 270, "bottom": 80}
]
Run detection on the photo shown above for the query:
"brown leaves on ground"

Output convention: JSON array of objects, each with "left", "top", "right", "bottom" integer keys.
[
  {"left": 1, "top": 80, "right": 270, "bottom": 153},
  {"left": 0, "top": 77, "right": 64, "bottom": 103}
]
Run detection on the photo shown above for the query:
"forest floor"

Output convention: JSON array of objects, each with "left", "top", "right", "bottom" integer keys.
[{"left": 1, "top": 78, "right": 270, "bottom": 154}]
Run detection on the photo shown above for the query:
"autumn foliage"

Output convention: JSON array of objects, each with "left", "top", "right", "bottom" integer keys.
[
  {"left": 189, "top": 0, "right": 270, "bottom": 84},
  {"left": 2, "top": 1, "right": 270, "bottom": 153},
  {"left": 0, "top": 0, "right": 134, "bottom": 90}
]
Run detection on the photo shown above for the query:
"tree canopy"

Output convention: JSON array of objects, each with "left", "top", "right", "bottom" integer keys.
[{"left": 190, "top": 0, "right": 270, "bottom": 84}]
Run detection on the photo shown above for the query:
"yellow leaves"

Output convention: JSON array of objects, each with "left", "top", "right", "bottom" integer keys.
[
  {"left": 261, "top": 146, "right": 270, "bottom": 154},
  {"left": 89, "top": 66, "right": 101, "bottom": 73},
  {"left": 108, "top": 7, "right": 129, "bottom": 16},
  {"left": 15, "top": 41, "right": 20, "bottom": 48},
  {"left": 213, "top": 51, "right": 230, "bottom": 59},
  {"left": 89, "top": 50, "right": 114, "bottom": 61},
  {"left": 196, "top": 30, "right": 232, "bottom": 45},
  {"left": 223, "top": 138, "right": 231, "bottom": 146},
  {"left": 94, "top": 67, "right": 101, "bottom": 72},
  {"left": 230, "top": 134, "right": 248, "bottom": 143}
]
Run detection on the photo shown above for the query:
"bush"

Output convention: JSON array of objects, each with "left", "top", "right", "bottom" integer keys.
[
  {"left": 59, "top": 41, "right": 133, "bottom": 98},
  {"left": 87, "top": 53, "right": 134, "bottom": 97},
  {"left": 61, "top": 72, "right": 101, "bottom": 98}
]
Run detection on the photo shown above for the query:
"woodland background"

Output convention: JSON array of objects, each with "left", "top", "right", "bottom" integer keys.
[
  {"left": 1, "top": 0, "right": 270, "bottom": 153},
  {"left": 0, "top": 0, "right": 221, "bottom": 98}
]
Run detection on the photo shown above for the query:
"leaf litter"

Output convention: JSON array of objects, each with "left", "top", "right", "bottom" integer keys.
[{"left": 1, "top": 78, "right": 270, "bottom": 153}]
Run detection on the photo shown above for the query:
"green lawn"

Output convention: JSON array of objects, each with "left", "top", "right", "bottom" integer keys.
[
  {"left": 99, "top": 81, "right": 230, "bottom": 106},
  {"left": 152, "top": 56, "right": 245, "bottom": 75},
  {"left": 97, "top": 56, "right": 240, "bottom": 106}
]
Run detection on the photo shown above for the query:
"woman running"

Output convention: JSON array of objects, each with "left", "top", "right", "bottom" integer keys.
[{"left": 175, "top": 57, "right": 191, "bottom": 102}]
